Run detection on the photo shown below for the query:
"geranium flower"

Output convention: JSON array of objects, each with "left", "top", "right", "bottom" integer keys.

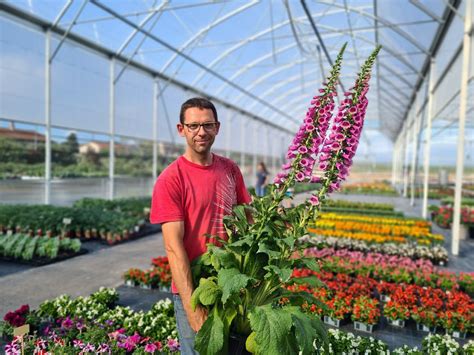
[{"left": 167, "top": 338, "right": 180, "bottom": 352}]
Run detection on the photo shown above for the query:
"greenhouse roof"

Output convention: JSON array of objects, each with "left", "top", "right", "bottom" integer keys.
[{"left": 1, "top": 0, "right": 465, "bottom": 142}]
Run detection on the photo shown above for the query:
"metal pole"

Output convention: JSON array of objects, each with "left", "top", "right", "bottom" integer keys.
[
  {"left": 391, "top": 138, "right": 397, "bottom": 186},
  {"left": 410, "top": 96, "right": 421, "bottom": 206},
  {"left": 226, "top": 116, "right": 232, "bottom": 159},
  {"left": 452, "top": 0, "right": 472, "bottom": 256},
  {"left": 152, "top": 78, "right": 158, "bottom": 182},
  {"left": 252, "top": 122, "right": 258, "bottom": 188},
  {"left": 402, "top": 126, "right": 410, "bottom": 197},
  {"left": 240, "top": 119, "right": 245, "bottom": 171},
  {"left": 263, "top": 125, "right": 270, "bottom": 166},
  {"left": 108, "top": 58, "right": 115, "bottom": 200},
  {"left": 44, "top": 30, "right": 51, "bottom": 205},
  {"left": 422, "top": 58, "right": 435, "bottom": 219}
]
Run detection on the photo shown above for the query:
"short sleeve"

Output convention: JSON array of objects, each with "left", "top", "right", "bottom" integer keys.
[
  {"left": 233, "top": 163, "right": 251, "bottom": 205},
  {"left": 150, "top": 174, "right": 184, "bottom": 224}
]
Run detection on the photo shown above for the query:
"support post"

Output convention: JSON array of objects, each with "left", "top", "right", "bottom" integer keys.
[
  {"left": 109, "top": 58, "right": 115, "bottom": 200},
  {"left": 410, "top": 96, "right": 421, "bottom": 206},
  {"left": 152, "top": 78, "right": 158, "bottom": 182},
  {"left": 402, "top": 126, "right": 410, "bottom": 197},
  {"left": 240, "top": 119, "right": 245, "bottom": 171},
  {"left": 44, "top": 30, "right": 51, "bottom": 204},
  {"left": 452, "top": 0, "right": 472, "bottom": 256},
  {"left": 252, "top": 122, "right": 258, "bottom": 188},
  {"left": 422, "top": 58, "right": 435, "bottom": 219}
]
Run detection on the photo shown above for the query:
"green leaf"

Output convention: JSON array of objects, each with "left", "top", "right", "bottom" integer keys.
[
  {"left": 249, "top": 304, "right": 295, "bottom": 355},
  {"left": 291, "top": 276, "right": 326, "bottom": 289},
  {"left": 217, "top": 268, "right": 252, "bottom": 304},
  {"left": 263, "top": 265, "right": 292, "bottom": 283},
  {"left": 300, "top": 257, "right": 320, "bottom": 273},
  {"left": 195, "top": 307, "right": 224, "bottom": 355},
  {"left": 256, "top": 243, "right": 280, "bottom": 259},
  {"left": 191, "top": 278, "right": 220, "bottom": 310},
  {"left": 290, "top": 308, "right": 327, "bottom": 354}
]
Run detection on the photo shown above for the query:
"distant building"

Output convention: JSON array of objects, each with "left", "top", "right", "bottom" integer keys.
[
  {"left": 79, "top": 141, "right": 110, "bottom": 154},
  {"left": 0, "top": 127, "right": 46, "bottom": 142}
]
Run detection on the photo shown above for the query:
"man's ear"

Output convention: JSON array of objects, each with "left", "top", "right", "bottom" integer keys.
[
  {"left": 177, "top": 123, "right": 185, "bottom": 137},
  {"left": 215, "top": 122, "right": 221, "bottom": 135}
]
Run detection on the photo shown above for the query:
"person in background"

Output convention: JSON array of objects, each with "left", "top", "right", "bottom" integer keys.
[
  {"left": 150, "top": 97, "right": 251, "bottom": 354},
  {"left": 255, "top": 162, "right": 269, "bottom": 197}
]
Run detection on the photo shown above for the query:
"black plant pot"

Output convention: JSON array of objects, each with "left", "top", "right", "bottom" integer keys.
[{"left": 228, "top": 333, "right": 251, "bottom": 355}]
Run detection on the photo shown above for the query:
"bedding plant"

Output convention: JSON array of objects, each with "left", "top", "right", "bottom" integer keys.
[{"left": 190, "top": 43, "right": 380, "bottom": 354}]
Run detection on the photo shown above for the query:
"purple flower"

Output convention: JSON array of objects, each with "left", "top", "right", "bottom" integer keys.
[
  {"left": 300, "top": 158, "right": 310, "bottom": 167},
  {"left": 61, "top": 316, "right": 73, "bottom": 330},
  {"left": 144, "top": 343, "right": 158, "bottom": 353},
  {"left": 83, "top": 343, "right": 96, "bottom": 352},
  {"left": 308, "top": 195, "right": 319, "bottom": 206},
  {"left": 341, "top": 120, "right": 351, "bottom": 129},
  {"left": 298, "top": 146, "right": 308, "bottom": 154},
  {"left": 331, "top": 142, "right": 341, "bottom": 151},
  {"left": 305, "top": 124, "right": 315, "bottom": 132},
  {"left": 319, "top": 162, "right": 328, "bottom": 171},
  {"left": 281, "top": 162, "right": 291, "bottom": 170},
  {"left": 97, "top": 343, "right": 111, "bottom": 353},
  {"left": 310, "top": 176, "right": 321, "bottom": 183},
  {"left": 73, "top": 339, "right": 85, "bottom": 349},
  {"left": 296, "top": 172, "right": 305, "bottom": 182},
  {"left": 167, "top": 338, "right": 180, "bottom": 352}
]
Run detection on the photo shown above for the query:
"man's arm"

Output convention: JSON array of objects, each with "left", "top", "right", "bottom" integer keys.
[{"left": 161, "top": 221, "right": 207, "bottom": 332}]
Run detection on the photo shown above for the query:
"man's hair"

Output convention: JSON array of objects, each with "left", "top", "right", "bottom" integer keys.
[{"left": 180, "top": 97, "right": 218, "bottom": 124}]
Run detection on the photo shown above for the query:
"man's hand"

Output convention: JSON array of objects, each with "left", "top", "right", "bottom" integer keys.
[{"left": 188, "top": 305, "right": 208, "bottom": 332}]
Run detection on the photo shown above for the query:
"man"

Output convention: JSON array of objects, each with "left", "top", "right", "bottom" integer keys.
[{"left": 150, "top": 97, "right": 251, "bottom": 354}]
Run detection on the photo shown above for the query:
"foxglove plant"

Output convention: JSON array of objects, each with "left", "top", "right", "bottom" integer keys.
[{"left": 191, "top": 44, "right": 380, "bottom": 355}]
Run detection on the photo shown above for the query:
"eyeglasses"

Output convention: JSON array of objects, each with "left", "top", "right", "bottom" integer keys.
[{"left": 183, "top": 122, "right": 219, "bottom": 132}]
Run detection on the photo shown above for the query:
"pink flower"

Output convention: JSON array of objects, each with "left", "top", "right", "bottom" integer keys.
[
  {"left": 145, "top": 343, "right": 158, "bottom": 353},
  {"left": 298, "top": 146, "right": 308, "bottom": 154},
  {"left": 167, "top": 338, "right": 180, "bottom": 352},
  {"left": 296, "top": 172, "right": 305, "bottom": 182},
  {"left": 309, "top": 195, "right": 319, "bottom": 206}
]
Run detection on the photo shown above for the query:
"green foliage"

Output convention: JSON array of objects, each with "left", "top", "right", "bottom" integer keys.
[{"left": 0, "top": 234, "right": 80, "bottom": 261}]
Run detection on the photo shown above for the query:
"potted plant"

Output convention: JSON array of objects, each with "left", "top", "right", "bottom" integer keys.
[
  {"left": 351, "top": 296, "right": 380, "bottom": 333},
  {"left": 412, "top": 306, "right": 439, "bottom": 333},
  {"left": 383, "top": 301, "right": 410, "bottom": 328},
  {"left": 191, "top": 44, "right": 380, "bottom": 354},
  {"left": 323, "top": 296, "right": 352, "bottom": 327},
  {"left": 439, "top": 310, "right": 472, "bottom": 339}
]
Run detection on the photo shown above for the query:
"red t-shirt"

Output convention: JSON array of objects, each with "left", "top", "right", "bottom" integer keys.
[{"left": 150, "top": 154, "right": 251, "bottom": 292}]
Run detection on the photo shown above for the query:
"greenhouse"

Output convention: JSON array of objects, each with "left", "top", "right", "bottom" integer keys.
[{"left": 0, "top": 0, "right": 473, "bottom": 353}]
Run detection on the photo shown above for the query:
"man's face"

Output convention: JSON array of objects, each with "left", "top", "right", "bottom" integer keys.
[{"left": 177, "top": 107, "right": 220, "bottom": 155}]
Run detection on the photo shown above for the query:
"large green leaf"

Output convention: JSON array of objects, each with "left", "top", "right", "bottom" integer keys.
[
  {"left": 298, "top": 257, "right": 321, "bottom": 273},
  {"left": 290, "top": 307, "right": 327, "bottom": 354},
  {"left": 256, "top": 243, "right": 281, "bottom": 259},
  {"left": 263, "top": 265, "right": 292, "bottom": 283},
  {"left": 217, "top": 268, "right": 252, "bottom": 304},
  {"left": 191, "top": 278, "right": 221, "bottom": 309},
  {"left": 248, "top": 304, "right": 295, "bottom": 355},
  {"left": 291, "top": 276, "right": 326, "bottom": 289},
  {"left": 195, "top": 307, "right": 225, "bottom": 355}
]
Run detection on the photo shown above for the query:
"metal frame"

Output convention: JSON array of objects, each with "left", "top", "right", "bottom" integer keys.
[{"left": 452, "top": 0, "right": 472, "bottom": 256}]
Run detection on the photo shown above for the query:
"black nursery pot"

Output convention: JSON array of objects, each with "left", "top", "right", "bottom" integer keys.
[{"left": 228, "top": 333, "right": 251, "bottom": 355}]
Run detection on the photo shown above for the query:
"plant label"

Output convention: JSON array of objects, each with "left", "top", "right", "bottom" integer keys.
[
  {"left": 63, "top": 218, "right": 72, "bottom": 225},
  {"left": 7, "top": 230, "right": 13, "bottom": 236},
  {"left": 13, "top": 324, "right": 30, "bottom": 337}
]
